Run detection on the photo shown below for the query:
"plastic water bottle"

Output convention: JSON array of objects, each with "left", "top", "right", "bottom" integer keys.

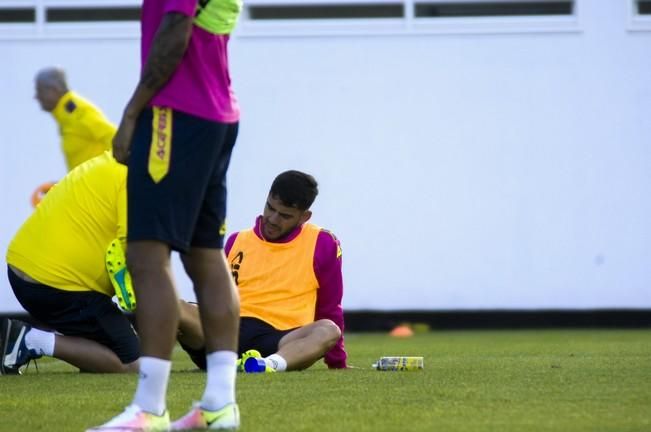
[{"left": 372, "top": 356, "right": 424, "bottom": 371}]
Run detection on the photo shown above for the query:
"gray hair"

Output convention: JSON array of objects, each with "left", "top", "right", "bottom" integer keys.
[{"left": 35, "top": 66, "right": 69, "bottom": 92}]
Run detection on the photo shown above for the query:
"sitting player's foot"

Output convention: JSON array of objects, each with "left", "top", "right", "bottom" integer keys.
[
  {"left": 171, "top": 403, "right": 240, "bottom": 430},
  {"left": 1, "top": 318, "right": 42, "bottom": 375},
  {"left": 243, "top": 357, "right": 276, "bottom": 373},
  {"left": 235, "top": 349, "right": 261, "bottom": 372},
  {"left": 86, "top": 404, "right": 170, "bottom": 431}
]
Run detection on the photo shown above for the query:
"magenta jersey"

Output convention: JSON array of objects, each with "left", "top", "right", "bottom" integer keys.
[{"left": 141, "top": 0, "right": 240, "bottom": 123}]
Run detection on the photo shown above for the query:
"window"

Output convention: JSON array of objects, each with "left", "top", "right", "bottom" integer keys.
[
  {"left": 0, "top": 7, "right": 35, "bottom": 23},
  {"left": 414, "top": 2, "right": 573, "bottom": 18},
  {"left": 240, "top": 0, "right": 578, "bottom": 36},
  {"left": 629, "top": 0, "right": 651, "bottom": 31},
  {"left": 248, "top": 3, "right": 404, "bottom": 20},
  {"left": 0, "top": 1, "right": 141, "bottom": 39},
  {"left": 46, "top": 6, "right": 140, "bottom": 23},
  {"left": 0, "top": 0, "right": 579, "bottom": 39}
]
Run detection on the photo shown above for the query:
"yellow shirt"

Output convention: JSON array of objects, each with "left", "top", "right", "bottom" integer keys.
[
  {"left": 7, "top": 152, "right": 127, "bottom": 296},
  {"left": 52, "top": 91, "right": 116, "bottom": 171},
  {"left": 228, "top": 224, "right": 321, "bottom": 330}
]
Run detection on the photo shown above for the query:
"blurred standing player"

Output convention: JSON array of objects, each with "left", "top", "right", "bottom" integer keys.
[
  {"left": 35, "top": 67, "right": 116, "bottom": 171},
  {"left": 88, "top": 1, "right": 243, "bottom": 431}
]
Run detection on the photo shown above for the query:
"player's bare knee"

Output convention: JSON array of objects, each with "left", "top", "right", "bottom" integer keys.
[
  {"left": 316, "top": 319, "right": 341, "bottom": 345},
  {"left": 199, "top": 297, "right": 238, "bottom": 322}
]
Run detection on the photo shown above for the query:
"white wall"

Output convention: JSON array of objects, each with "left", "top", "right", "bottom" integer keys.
[{"left": 1, "top": 1, "right": 650, "bottom": 312}]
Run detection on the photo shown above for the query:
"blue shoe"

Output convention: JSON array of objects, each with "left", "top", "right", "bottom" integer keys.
[
  {"left": 1, "top": 319, "right": 41, "bottom": 375},
  {"left": 236, "top": 349, "right": 261, "bottom": 372},
  {"left": 243, "top": 357, "right": 276, "bottom": 374}
]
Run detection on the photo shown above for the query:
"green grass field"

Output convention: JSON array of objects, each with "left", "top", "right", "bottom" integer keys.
[{"left": 1, "top": 330, "right": 650, "bottom": 431}]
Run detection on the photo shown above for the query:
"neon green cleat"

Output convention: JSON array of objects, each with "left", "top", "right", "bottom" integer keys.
[
  {"left": 235, "top": 349, "right": 261, "bottom": 372},
  {"left": 105, "top": 239, "right": 136, "bottom": 311}
]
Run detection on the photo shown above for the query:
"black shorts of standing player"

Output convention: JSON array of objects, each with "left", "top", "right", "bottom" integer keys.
[
  {"left": 181, "top": 317, "right": 296, "bottom": 370},
  {"left": 7, "top": 266, "right": 139, "bottom": 364},
  {"left": 127, "top": 107, "right": 239, "bottom": 252}
]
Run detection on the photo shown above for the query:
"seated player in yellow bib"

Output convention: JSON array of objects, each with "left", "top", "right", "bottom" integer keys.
[{"left": 179, "top": 170, "right": 348, "bottom": 372}]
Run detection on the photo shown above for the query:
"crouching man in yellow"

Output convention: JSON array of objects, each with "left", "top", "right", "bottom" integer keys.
[
  {"left": 2, "top": 152, "right": 172, "bottom": 375},
  {"left": 2, "top": 152, "right": 137, "bottom": 374}
]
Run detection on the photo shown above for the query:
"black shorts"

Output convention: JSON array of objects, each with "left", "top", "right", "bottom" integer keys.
[
  {"left": 8, "top": 266, "right": 140, "bottom": 364},
  {"left": 128, "top": 107, "right": 238, "bottom": 252},
  {"left": 181, "top": 317, "right": 296, "bottom": 370}
]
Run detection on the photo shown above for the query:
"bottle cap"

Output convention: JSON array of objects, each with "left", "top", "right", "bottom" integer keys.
[{"left": 244, "top": 357, "right": 267, "bottom": 373}]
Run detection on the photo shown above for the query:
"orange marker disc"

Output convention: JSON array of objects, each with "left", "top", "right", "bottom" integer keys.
[{"left": 30, "top": 181, "right": 56, "bottom": 208}]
